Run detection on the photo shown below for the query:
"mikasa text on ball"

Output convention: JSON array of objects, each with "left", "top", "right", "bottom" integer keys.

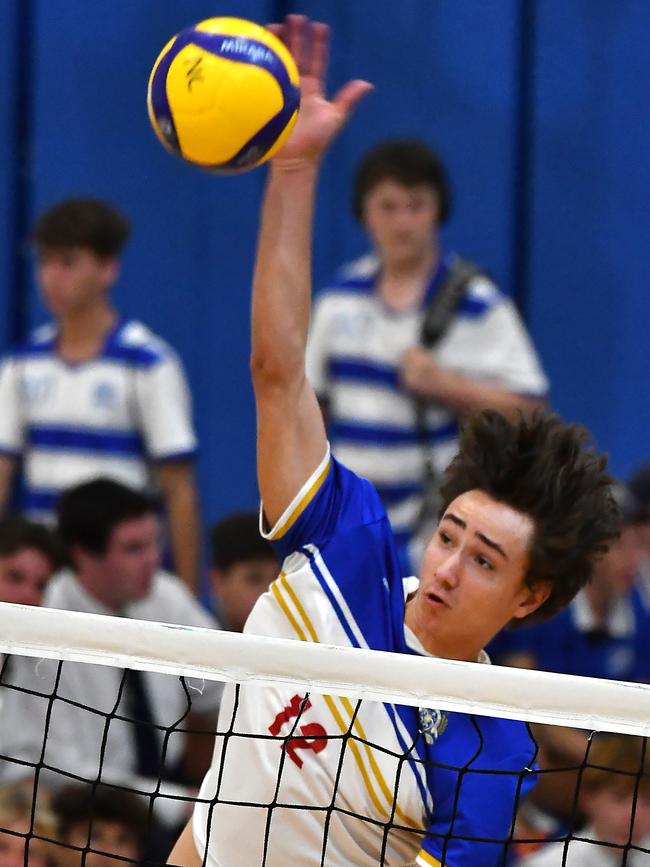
[{"left": 147, "top": 17, "right": 300, "bottom": 173}]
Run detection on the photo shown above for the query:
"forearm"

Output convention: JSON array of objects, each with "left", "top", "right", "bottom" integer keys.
[
  {"left": 0, "top": 456, "right": 16, "bottom": 514},
  {"left": 422, "top": 368, "right": 543, "bottom": 417},
  {"left": 158, "top": 464, "right": 201, "bottom": 592},
  {"left": 251, "top": 161, "right": 319, "bottom": 380}
]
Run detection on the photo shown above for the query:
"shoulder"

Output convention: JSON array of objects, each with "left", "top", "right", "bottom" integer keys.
[
  {"left": 42, "top": 569, "right": 81, "bottom": 609},
  {"left": 9, "top": 323, "right": 58, "bottom": 360},
  {"left": 141, "top": 571, "right": 218, "bottom": 628},
  {"left": 317, "top": 253, "right": 379, "bottom": 302},
  {"left": 104, "top": 319, "right": 180, "bottom": 369},
  {"left": 454, "top": 269, "right": 506, "bottom": 321}
]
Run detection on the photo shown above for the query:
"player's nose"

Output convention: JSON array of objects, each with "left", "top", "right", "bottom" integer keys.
[{"left": 436, "top": 551, "right": 461, "bottom": 590}]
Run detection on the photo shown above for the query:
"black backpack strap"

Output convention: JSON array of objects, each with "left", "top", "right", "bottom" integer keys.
[
  {"left": 413, "top": 257, "right": 483, "bottom": 537},
  {"left": 419, "top": 257, "right": 483, "bottom": 347}
]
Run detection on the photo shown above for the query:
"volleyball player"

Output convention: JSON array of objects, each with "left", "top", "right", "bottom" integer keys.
[{"left": 169, "top": 16, "right": 618, "bottom": 866}]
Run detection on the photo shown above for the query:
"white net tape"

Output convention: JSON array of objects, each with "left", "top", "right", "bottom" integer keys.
[{"left": 1, "top": 601, "right": 649, "bottom": 736}]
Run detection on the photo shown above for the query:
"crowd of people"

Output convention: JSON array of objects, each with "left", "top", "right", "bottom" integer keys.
[{"left": 1, "top": 24, "right": 649, "bottom": 863}]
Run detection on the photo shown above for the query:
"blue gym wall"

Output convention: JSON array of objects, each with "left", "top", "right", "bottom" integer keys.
[{"left": 1, "top": 0, "right": 649, "bottom": 531}]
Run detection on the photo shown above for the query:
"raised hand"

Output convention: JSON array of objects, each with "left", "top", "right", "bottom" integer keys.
[{"left": 268, "top": 15, "right": 373, "bottom": 165}]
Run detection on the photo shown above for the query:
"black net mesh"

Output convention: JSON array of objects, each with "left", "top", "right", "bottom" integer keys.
[{"left": 1, "top": 653, "right": 649, "bottom": 866}]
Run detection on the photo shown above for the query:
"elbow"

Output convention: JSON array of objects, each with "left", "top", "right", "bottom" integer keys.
[{"left": 250, "top": 343, "right": 304, "bottom": 391}]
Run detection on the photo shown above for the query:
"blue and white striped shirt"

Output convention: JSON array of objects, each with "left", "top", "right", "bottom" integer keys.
[
  {"left": 0, "top": 318, "right": 197, "bottom": 519},
  {"left": 306, "top": 253, "right": 548, "bottom": 554}
]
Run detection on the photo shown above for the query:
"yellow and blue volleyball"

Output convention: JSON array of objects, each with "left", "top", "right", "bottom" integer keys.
[{"left": 147, "top": 17, "right": 300, "bottom": 173}]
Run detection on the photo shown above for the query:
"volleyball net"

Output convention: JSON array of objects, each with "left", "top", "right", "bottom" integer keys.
[{"left": 0, "top": 600, "right": 649, "bottom": 865}]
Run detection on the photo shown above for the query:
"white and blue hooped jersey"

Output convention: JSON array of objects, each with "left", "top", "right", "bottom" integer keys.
[
  {"left": 193, "top": 451, "right": 537, "bottom": 866},
  {"left": 0, "top": 318, "right": 197, "bottom": 519},
  {"left": 306, "top": 253, "right": 548, "bottom": 552}
]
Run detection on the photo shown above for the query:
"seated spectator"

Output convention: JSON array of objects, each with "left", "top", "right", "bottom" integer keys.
[
  {"left": 210, "top": 512, "right": 278, "bottom": 632},
  {"left": 0, "top": 478, "right": 221, "bottom": 830},
  {"left": 522, "top": 733, "right": 650, "bottom": 865},
  {"left": 490, "top": 484, "right": 649, "bottom": 682},
  {"left": 490, "top": 484, "right": 650, "bottom": 828},
  {"left": 628, "top": 461, "right": 650, "bottom": 606},
  {"left": 0, "top": 778, "right": 58, "bottom": 866},
  {"left": 52, "top": 783, "right": 149, "bottom": 866},
  {"left": 0, "top": 516, "right": 62, "bottom": 607}
]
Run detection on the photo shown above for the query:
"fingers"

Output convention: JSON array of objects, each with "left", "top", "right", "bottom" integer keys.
[
  {"left": 308, "top": 22, "right": 329, "bottom": 86},
  {"left": 286, "top": 14, "right": 308, "bottom": 75},
  {"left": 332, "top": 79, "right": 374, "bottom": 116},
  {"left": 267, "top": 17, "right": 330, "bottom": 88}
]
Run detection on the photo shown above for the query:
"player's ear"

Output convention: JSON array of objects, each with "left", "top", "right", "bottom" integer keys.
[{"left": 512, "top": 580, "right": 551, "bottom": 621}]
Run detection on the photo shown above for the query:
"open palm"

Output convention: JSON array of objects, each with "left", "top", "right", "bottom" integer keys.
[{"left": 269, "top": 16, "right": 373, "bottom": 164}]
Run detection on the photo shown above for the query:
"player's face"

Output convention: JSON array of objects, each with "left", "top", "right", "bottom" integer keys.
[
  {"left": 212, "top": 557, "right": 278, "bottom": 632},
  {"left": 95, "top": 515, "right": 161, "bottom": 607},
  {"left": 36, "top": 246, "right": 116, "bottom": 318},
  {"left": 586, "top": 784, "right": 650, "bottom": 845},
  {"left": 65, "top": 819, "right": 140, "bottom": 866},
  {"left": 0, "top": 820, "right": 48, "bottom": 867},
  {"left": 590, "top": 525, "right": 639, "bottom": 595},
  {"left": 362, "top": 180, "right": 439, "bottom": 268},
  {"left": 0, "top": 547, "right": 53, "bottom": 607},
  {"left": 406, "top": 489, "right": 549, "bottom": 662}
]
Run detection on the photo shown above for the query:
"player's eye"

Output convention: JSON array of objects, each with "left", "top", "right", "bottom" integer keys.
[
  {"left": 438, "top": 530, "right": 452, "bottom": 546},
  {"left": 475, "top": 554, "right": 494, "bottom": 571},
  {"left": 6, "top": 570, "right": 24, "bottom": 585}
]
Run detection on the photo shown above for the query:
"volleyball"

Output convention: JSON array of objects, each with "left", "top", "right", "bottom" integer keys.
[{"left": 147, "top": 17, "right": 300, "bottom": 173}]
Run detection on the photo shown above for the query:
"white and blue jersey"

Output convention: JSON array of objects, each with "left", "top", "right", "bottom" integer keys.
[
  {"left": 194, "top": 452, "right": 537, "bottom": 866},
  {"left": 306, "top": 253, "right": 548, "bottom": 559},
  {"left": 0, "top": 318, "right": 197, "bottom": 519}
]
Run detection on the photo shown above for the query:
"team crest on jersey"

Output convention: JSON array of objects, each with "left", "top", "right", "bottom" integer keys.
[
  {"left": 418, "top": 707, "right": 448, "bottom": 744},
  {"left": 93, "top": 382, "right": 117, "bottom": 408},
  {"left": 22, "top": 375, "right": 51, "bottom": 404}
]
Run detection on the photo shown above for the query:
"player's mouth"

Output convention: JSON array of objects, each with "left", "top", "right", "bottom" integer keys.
[{"left": 426, "top": 591, "right": 450, "bottom": 609}]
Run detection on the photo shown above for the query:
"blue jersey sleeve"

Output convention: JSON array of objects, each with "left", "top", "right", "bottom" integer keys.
[
  {"left": 262, "top": 449, "right": 408, "bottom": 653},
  {"left": 262, "top": 449, "right": 387, "bottom": 561}
]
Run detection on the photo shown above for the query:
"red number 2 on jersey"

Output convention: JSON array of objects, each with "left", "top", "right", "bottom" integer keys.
[{"left": 268, "top": 694, "right": 328, "bottom": 769}]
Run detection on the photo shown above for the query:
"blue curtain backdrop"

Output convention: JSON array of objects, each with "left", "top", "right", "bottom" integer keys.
[{"left": 1, "top": 0, "right": 649, "bottom": 526}]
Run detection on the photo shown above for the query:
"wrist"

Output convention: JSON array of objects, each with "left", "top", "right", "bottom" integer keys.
[{"left": 270, "top": 158, "right": 321, "bottom": 178}]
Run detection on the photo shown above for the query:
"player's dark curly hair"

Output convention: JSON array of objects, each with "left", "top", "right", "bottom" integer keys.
[{"left": 439, "top": 409, "right": 620, "bottom": 624}]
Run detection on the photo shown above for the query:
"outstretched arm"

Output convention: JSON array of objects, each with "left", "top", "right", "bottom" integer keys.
[{"left": 250, "top": 17, "right": 372, "bottom": 527}]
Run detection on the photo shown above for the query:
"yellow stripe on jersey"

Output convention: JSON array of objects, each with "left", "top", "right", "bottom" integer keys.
[
  {"left": 416, "top": 848, "right": 442, "bottom": 866},
  {"left": 265, "top": 454, "right": 331, "bottom": 540},
  {"left": 271, "top": 573, "right": 422, "bottom": 831},
  {"left": 339, "top": 695, "right": 420, "bottom": 829},
  {"left": 280, "top": 574, "right": 319, "bottom": 642},
  {"left": 271, "top": 577, "right": 307, "bottom": 642}
]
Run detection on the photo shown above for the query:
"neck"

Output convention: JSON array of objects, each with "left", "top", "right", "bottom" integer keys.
[
  {"left": 57, "top": 305, "right": 117, "bottom": 362},
  {"left": 76, "top": 571, "right": 121, "bottom": 613},
  {"left": 378, "top": 243, "right": 439, "bottom": 309}
]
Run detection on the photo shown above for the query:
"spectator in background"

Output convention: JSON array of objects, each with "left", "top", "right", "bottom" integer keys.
[
  {"left": 210, "top": 512, "right": 278, "bottom": 632},
  {"left": 306, "top": 139, "right": 548, "bottom": 572},
  {"left": 0, "top": 198, "right": 200, "bottom": 591},
  {"left": 491, "top": 484, "right": 650, "bottom": 833},
  {"left": 0, "top": 778, "right": 58, "bottom": 867},
  {"left": 0, "top": 516, "right": 62, "bottom": 607},
  {"left": 491, "top": 483, "right": 650, "bottom": 683},
  {"left": 628, "top": 461, "right": 650, "bottom": 606},
  {"left": 521, "top": 734, "right": 650, "bottom": 866},
  {"left": 0, "top": 478, "right": 221, "bottom": 832},
  {"left": 52, "top": 783, "right": 150, "bottom": 866}
]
